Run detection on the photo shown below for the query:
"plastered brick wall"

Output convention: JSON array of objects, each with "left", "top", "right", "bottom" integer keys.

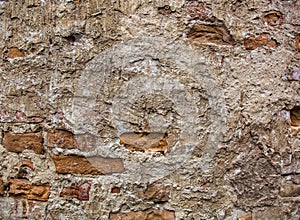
[{"left": 0, "top": 0, "right": 299, "bottom": 219}]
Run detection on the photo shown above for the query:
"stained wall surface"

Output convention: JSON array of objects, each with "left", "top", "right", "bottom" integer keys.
[{"left": 0, "top": 0, "right": 300, "bottom": 219}]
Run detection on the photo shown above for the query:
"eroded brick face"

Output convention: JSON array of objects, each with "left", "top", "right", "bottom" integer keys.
[
  {"left": 47, "top": 129, "right": 78, "bottom": 149},
  {"left": 290, "top": 107, "right": 300, "bottom": 126},
  {"left": 60, "top": 182, "right": 91, "bottom": 201},
  {"left": 296, "top": 35, "right": 300, "bottom": 51},
  {"left": 109, "top": 209, "right": 175, "bottom": 220},
  {"left": 188, "top": 24, "right": 234, "bottom": 46},
  {"left": 120, "top": 132, "right": 168, "bottom": 152},
  {"left": 51, "top": 154, "right": 125, "bottom": 175},
  {"left": 0, "top": 177, "right": 4, "bottom": 196},
  {"left": 9, "top": 179, "right": 50, "bottom": 202},
  {"left": 3, "top": 132, "right": 43, "bottom": 154},
  {"left": 7, "top": 47, "right": 25, "bottom": 58},
  {"left": 244, "top": 34, "right": 277, "bottom": 50}
]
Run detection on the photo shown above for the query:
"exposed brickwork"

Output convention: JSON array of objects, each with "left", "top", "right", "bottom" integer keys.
[
  {"left": 3, "top": 132, "right": 43, "bottom": 154},
  {"left": 188, "top": 24, "right": 234, "bottom": 46},
  {"left": 51, "top": 154, "right": 125, "bottom": 175},
  {"left": 184, "top": 1, "right": 215, "bottom": 22},
  {"left": 9, "top": 179, "right": 50, "bottom": 201},
  {"left": 290, "top": 107, "right": 300, "bottom": 126},
  {"left": 237, "top": 212, "right": 252, "bottom": 220},
  {"left": 7, "top": 47, "right": 25, "bottom": 59},
  {"left": 60, "top": 182, "right": 91, "bottom": 200},
  {"left": 244, "top": 34, "right": 278, "bottom": 50},
  {"left": 0, "top": 0, "right": 299, "bottom": 219},
  {"left": 120, "top": 132, "right": 168, "bottom": 152},
  {"left": 47, "top": 129, "right": 78, "bottom": 149},
  {"left": 111, "top": 187, "right": 121, "bottom": 194},
  {"left": 109, "top": 209, "right": 175, "bottom": 220},
  {"left": 0, "top": 177, "right": 4, "bottom": 196},
  {"left": 279, "top": 182, "right": 300, "bottom": 197}
]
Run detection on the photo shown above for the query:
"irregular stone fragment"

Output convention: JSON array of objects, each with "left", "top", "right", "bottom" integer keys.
[
  {"left": 296, "top": 35, "right": 300, "bottom": 51},
  {"left": 60, "top": 182, "right": 91, "bottom": 201},
  {"left": 279, "top": 182, "right": 300, "bottom": 197},
  {"left": 262, "top": 10, "right": 284, "bottom": 26},
  {"left": 290, "top": 107, "right": 300, "bottom": 126},
  {"left": 237, "top": 212, "right": 252, "bottom": 220},
  {"left": 51, "top": 155, "right": 124, "bottom": 175},
  {"left": 109, "top": 209, "right": 175, "bottom": 220},
  {"left": 0, "top": 177, "right": 4, "bottom": 195},
  {"left": 244, "top": 34, "right": 278, "bottom": 50},
  {"left": 7, "top": 47, "right": 25, "bottom": 58},
  {"left": 120, "top": 132, "right": 168, "bottom": 152},
  {"left": 17, "top": 160, "right": 35, "bottom": 179},
  {"left": 3, "top": 132, "right": 43, "bottom": 154},
  {"left": 188, "top": 24, "right": 234, "bottom": 46},
  {"left": 9, "top": 179, "right": 50, "bottom": 201}
]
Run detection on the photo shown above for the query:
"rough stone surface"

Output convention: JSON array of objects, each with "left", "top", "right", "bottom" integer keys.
[
  {"left": 120, "top": 132, "right": 168, "bottom": 152},
  {"left": 60, "top": 181, "right": 91, "bottom": 201},
  {"left": 47, "top": 129, "right": 78, "bottom": 149},
  {"left": 0, "top": 0, "right": 299, "bottom": 219},
  {"left": 0, "top": 176, "right": 4, "bottom": 196}
]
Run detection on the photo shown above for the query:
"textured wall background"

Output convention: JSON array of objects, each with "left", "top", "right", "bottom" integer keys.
[{"left": 0, "top": 0, "right": 300, "bottom": 219}]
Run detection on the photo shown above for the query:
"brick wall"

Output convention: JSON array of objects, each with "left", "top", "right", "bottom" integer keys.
[{"left": 0, "top": 0, "right": 299, "bottom": 219}]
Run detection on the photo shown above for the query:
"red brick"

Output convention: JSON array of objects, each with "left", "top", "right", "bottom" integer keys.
[
  {"left": 109, "top": 209, "right": 175, "bottom": 220},
  {"left": 111, "top": 187, "right": 121, "bottom": 193},
  {"left": 3, "top": 132, "right": 43, "bottom": 154},
  {"left": 188, "top": 24, "right": 234, "bottom": 46},
  {"left": 237, "top": 212, "right": 252, "bottom": 220},
  {"left": 47, "top": 129, "right": 78, "bottom": 149},
  {"left": 60, "top": 182, "right": 91, "bottom": 201},
  {"left": 7, "top": 47, "right": 25, "bottom": 58},
  {"left": 9, "top": 179, "right": 50, "bottom": 201},
  {"left": 290, "top": 107, "right": 300, "bottom": 126},
  {"left": 295, "top": 35, "right": 300, "bottom": 51},
  {"left": 0, "top": 176, "right": 4, "bottom": 195},
  {"left": 262, "top": 10, "right": 284, "bottom": 26},
  {"left": 51, "top": 154, "right": 124, "bottom": 175},
  {"left": 120, "top": 132, "right": 168, "bottom": 152},
  {"left": 244, "top": 34, "right": 277, "bottom": 50}
]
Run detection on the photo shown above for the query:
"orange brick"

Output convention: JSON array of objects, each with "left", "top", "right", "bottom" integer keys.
[
  {"left": 3, "top": 132, "right": 43, "bottom": 154},
  {"left": 47, "top": 129, "right": 78, "bottom": 149},
  {"left": 51, "top": 154, "right": 124, "bottom": 175},
  {"left": 7, "top": 47, "right": 25, "bottom": 58},
  {"left": 295, "top": 35, "right": 300, "bottom": 51},
  {"left": 9, "top": 179, "right": 50, "bottom": 201},
  {"left": 120, "top": 132, "right": 168, "bottom": 152},
  {"left": 110, "top": 209, "right": 175, "bottom": 220}
]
